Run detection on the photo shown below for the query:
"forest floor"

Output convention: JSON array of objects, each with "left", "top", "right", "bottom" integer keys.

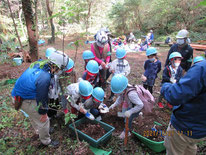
[{"left": 0, "top": 35, "right": 205, "bottom": 154}]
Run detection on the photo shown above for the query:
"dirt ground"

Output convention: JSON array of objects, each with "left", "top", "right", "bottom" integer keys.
[{"left": 0, "top": 36, "right": 205, "bottom": 154}]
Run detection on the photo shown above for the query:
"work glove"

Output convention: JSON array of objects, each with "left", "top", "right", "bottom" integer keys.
[
  {"left": 124, "top": 110, "right": 132, "bottom": 118},
  {"left": 109, "top": 104, "right": 116, "bottom": 110},
  {"left": 98, "top": 103, "right": 109, "bottom": 113},
  {"left": 170, "top": 77, "right": 176, "bottom": 84},
  {"left": 141, "top": 75, "right": 147, "bottom": 82},
  {"left": 85, "top": 112, "right": 95, "bottom": 120}
]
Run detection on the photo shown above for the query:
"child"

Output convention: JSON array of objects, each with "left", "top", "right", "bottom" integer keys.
[
  {"left": 142, "top": 47, "right": 161, "bottom": 94},
  {"left": 64, "top": 80, "right": 95, "bottom": 120},
  {"left": 82, "top": 60, "right": 99, "bottom": 86},
  {"left": 46, "top": 49, "right": 70, "bottom": 118},
  {"left": 193, "top": 56, "right": 205, "bottom": 65},
  {"left": 108, "top": 48, "right": 130, "bottom": 101},
  {"left": 157, "top": 52, "right": 183, "bottom": 108},
  {"left": 84, "top": 87, "right": 109, "bottom": 120},
  {"left": 82, "top": 50, "right": 95, "bottom": 69},
  {"left": 109, "top": 74, "right": 143, "bottom": 139}
]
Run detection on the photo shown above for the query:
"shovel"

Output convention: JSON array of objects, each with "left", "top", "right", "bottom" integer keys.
[{"left": 124, "top": 117, "right": 129, "bottom": 146}]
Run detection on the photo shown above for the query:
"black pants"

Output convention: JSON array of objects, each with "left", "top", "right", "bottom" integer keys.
[
  {"left": 143, "top": 84, "right": 153, "bottom": 94},
  {"left": 47, "top": 98, "right": 60, "bottom": 118}
]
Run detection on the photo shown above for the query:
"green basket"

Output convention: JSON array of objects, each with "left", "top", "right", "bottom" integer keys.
[
  {"left": 69, "top": 117, "right": 115, "bottom": 148},
  {"left": 132, "top": 131, "right": 165, "bottom": 153}
]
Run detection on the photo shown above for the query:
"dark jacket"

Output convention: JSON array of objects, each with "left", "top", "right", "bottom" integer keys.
[
  {"left": 162, "top": 65, "right": 183, "bottom": 84},
  {"left": 161, "top": 60, "right": 206, "bottom": 139},
  {"left": 11, "top": 61, "right": 51, "bottom": 114},
  {"left": 143, "top": 59, "right": 161, "bottom": 86},
  {"left": 165, "top": 44, "right": 193, "bottom": 71}
]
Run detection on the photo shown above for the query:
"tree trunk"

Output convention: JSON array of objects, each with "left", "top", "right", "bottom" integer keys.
[
  {"left": 85, "top": 0, "right": 92, "bottom": 35},
  {"left": 7, "top": 0, "right": 23, "bottom": 49},
  {"left": 22, "top": 0, "right": 39, "bottom": 61},
  {"left": 35, "top": 0, "right": 39, "bottom": 40},
  {"left": 19, "top": 9, "right": 27, "bottom": 40},
  {"left": 46, "top": 0, "right": 55, "bottom": 44}
]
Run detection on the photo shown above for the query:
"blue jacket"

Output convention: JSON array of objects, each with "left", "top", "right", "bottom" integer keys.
[
  {"left": 165, "top": 44, "right": 193, "bottom": 71},
  {"left": 161, "top": 60, "right": 206, "bottom": 139},
  {"left": 11, "top": 61, "right": 51, "bottom": 114},
  {"left": 162, "top": 65, "right": 183, "bottom": 84},
  {"left": 144, "top": 59, "right": 161, "bottom": 79}
]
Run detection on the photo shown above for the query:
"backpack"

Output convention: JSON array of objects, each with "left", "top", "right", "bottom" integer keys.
[{"left": 127, "top": 85, "right": 155, "bottom": 115}]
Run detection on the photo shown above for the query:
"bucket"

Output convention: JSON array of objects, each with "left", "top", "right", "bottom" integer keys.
[{"left": 13, "top": 57, "right": 23, "bottom": 66}]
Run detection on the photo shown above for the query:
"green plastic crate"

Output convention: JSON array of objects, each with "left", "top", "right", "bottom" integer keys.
[
  {"left": 69, "top": 117, "right": 115, "bottom": 148},
  {"left": 132, "top": 131, "right": 165, "bottom": 153}
]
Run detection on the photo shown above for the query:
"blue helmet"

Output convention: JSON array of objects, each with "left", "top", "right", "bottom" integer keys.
[
  {"left": 82, "top": 50, "right": 95, "bottom": 60},
  {"left": 86, "top": 60, "right": 99, "bottom": 74},
  {"left": 193, "top": 56, "right": 205, "bottom": 64},
  {"left": 79, "top": 80, "right": 93, "bottom": 97},
  {"left": 146, "top": 47, "right": 157, "bottom": 56},
  {"left": 116, "top": 48, "right": 126, "bottom": 59},
  {"left": 169, "top": 52, "right": 182, "bottom": 60},
  {"left": 65, "top": 58, "right": 74, "bottom": 72},
  {"left": 111, "top": 74, "right": 128, "bottom": 94},
  {"left": 45, "top": 47, "right": 56, "bottom": 58},
  {"left": 92, "top": 87, "right": 104, "bottom": 102}
]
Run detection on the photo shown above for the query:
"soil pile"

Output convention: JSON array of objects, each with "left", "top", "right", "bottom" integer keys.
[{"left": 78, "top": 123, "right": 106, "bottom": 140}]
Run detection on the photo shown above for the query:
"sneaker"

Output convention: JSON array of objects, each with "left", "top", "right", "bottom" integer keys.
[
  {"left": 119, "top": 131, "right": 131, "bottom": 139},
  {"left": 48, "top": 140, "right": 59, "bottom": 147},
  {"left": 96, "top": 116, "right": 102, "bottom": 121},
  {"left": 157, "top": 102, "right": 164, "bottom": 108},
  {"left": 167, "top": 103, "right": 173, "bottom": 109}
]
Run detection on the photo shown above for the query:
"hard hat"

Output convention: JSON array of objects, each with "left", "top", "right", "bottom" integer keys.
[
  {"left": 82, "top": 50, "right": 95, "bottom": 60},
  {"left": 111, "top": 74, "right": 128, "bottom": 94},
  {"left": 48, "top": 50, "right": 69, "bottom": 69},
  {"left": 65, "top": 58, "right": 74, "bottom": 73},
  {"left": 116, "top": 48, "right": 126, "bottom": 59},
  {"left": 92, "top": 87, "right": 104, "bottom": 102},
  {"left": 176, "top": 29, "right": 189, "bottom": 39},
  {"left": 193, "top": 56, "right": 205, "bottom": 64},
  {"left": 150, "top": 30, "right": 153, "bottom": 33},
  {"left": 45, "top": 47, "right": 56, "bottom": 58},
  {"left": 146, "top": 47, "right": 157, "bottom": 56},
  {"left": 169, "top": 52, "right": 182, "bottom": 60},
  {"left": 79, "top": 80, "right": 93, "bottom": 97},
  {"left": 95, "top": 30, "right": 108, "bottom": 47},
  {"left": 86, "top": 60, "right": 99, "bottom": 74}
]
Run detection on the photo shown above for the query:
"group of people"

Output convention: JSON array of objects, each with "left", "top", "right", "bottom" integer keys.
[{"left": 11, "top": 28, "right": 206, "bottom": 155}]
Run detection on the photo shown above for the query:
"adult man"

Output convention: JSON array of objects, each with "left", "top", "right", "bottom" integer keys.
[
  {"left": 161, "top": 60, "right": 206, "bottom": 155},
  {"left": 165, "top": 29, "right": 193, "bottom": 72},
  {"left": 11, "top": 50, "right": 69, "bottom": 146}
]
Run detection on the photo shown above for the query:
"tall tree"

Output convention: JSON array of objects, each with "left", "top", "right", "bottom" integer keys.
[
  {"left": 21, "top": 0, "right": 38, "bottom": 61},
  {"left": 46, "top": 0, "right": 55, "bottom": 44},
  {"left": 7, "top": 0, "right": 23, "bottom": 49}
]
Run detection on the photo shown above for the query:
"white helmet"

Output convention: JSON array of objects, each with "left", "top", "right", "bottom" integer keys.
[
  {"left": 150, "top": 30, "right": 153, "bottom": 33},
  {"left": 95, "top": 30, "right": 108, "bottom": 47},
  {"left": 176, "top": 29, "right": 189, "bottom": 39},
  {"left": 48, "top": 50, "right": 69, "bottom": 69}
]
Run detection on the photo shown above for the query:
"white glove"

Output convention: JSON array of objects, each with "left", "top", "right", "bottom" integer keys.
[
  {"left": 124, "top": 110, "right": 132, "bottom": 118},
  {"left": 170, "top": 77, "right": 176, "bottom": 84},
  {"left": 109, "top": 104, "right": 116, "bottom": 110},
  {"left": 141, "top": 75, "right": 147, "bottom": 82},
  {"left": 98, "top": 104, "right": 109, "bottom": 113}
]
